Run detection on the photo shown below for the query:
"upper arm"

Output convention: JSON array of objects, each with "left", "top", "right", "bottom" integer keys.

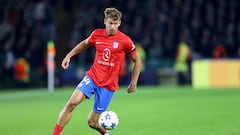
[
  {"left": 82, "top": 38, "right": 91, "bottom": 48},
  {"left": 130, "top": 52, "right": 141, "bottom": 63},
  {"left": 73, "top": 38, "right": 91, "bottom": 53}
]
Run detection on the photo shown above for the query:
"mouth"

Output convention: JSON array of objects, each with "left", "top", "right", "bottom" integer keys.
[{"left": 108, "top": 30, "right": 115, "bottom": 35}]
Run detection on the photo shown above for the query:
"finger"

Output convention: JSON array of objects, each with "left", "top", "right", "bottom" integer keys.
[
  {"left": 62, "top": 62, "right": 69, "bottom": 69},
  {"left": 127, "top": 88, "right": 136, "bottom": 93}
]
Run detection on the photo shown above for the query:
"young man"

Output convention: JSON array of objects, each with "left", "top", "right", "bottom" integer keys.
[{"left": 52, "top": 7, "right": 142, "bottom": 135}]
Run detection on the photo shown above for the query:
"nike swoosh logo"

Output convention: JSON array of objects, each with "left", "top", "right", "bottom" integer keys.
[
  {"left": 97, "top": 107, "right": 105, "bottom": 111},
  {"left": 96, "top": 41, "right": 103, "bottom": 44}
]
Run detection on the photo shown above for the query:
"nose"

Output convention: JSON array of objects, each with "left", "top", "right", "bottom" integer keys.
[{"left": 110, "top": 24, "right": 115, "bottom": 29}]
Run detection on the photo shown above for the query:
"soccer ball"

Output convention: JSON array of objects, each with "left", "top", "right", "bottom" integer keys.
[{"left": 98, "top": 110, "right": 119, "bottom": 130}]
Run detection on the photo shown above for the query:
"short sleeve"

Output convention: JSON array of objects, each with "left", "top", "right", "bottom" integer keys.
[
  {"left": 87, "top": 30, "right": 96, "bottom": 46},
  {"left": 125, "top": 38, "right": 137, "bottom": 56}
]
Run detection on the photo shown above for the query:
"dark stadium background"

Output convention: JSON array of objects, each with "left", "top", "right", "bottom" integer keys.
[{"left": 0, "top": 0, "right": 239, "bottom": 89}]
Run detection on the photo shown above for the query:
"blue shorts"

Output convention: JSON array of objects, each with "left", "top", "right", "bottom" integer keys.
[{"left": 76, "top": 75, "right": 115, "bottom": 114}]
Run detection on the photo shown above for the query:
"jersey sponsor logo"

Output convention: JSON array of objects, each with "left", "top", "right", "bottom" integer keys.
[
  {"left": 103, "top": 48, "right": 111, "bottom": 61},
  {"left": 97, "top": 60, "right": 114, "bottom": 67},
  {"left": 98, "top": 48, "right": 115, "bottom": 67},
  {"left": 113, "top": 41, "right": 119, "bottom": 49}
]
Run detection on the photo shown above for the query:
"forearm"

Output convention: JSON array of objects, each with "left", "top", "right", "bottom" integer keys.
[
  {"left": 65, "top": 40, "right": 89, "bottom": 59},
  {"left": 127, "top": 55, "right": 141, "bottom": 93},
  {"left": 61, "top": 40, "right": 89, "bottom": 69},
  {"left": 130, "top": 57, "right": 142, "bottom": 85}
]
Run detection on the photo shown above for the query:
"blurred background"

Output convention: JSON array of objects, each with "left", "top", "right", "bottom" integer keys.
[{"left": 0, "top": 0, "right": 239, "bottom": 90}]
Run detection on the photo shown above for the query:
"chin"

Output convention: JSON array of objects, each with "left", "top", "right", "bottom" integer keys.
[{"left": 108, "top": 32, "right": 115, "bottom": 36}]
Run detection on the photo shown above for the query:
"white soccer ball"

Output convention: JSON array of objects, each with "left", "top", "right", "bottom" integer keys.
[{"left": 98, "top": 110, "right": 119, "bottom": 130}]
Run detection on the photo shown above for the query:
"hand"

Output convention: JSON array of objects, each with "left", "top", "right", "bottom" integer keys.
[
  {"left": 61, "top": 57, "right": 70, "bottom": 69},
  {"left": 127, "top": 83, "right": 137, "bottom": 93}
]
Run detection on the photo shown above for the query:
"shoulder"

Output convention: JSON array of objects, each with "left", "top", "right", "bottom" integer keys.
[
  {"left": 117, "top": 31, "right": 133, "bottom": 43},
  {"left": 116, "top": 31, "right": 136, "bottom": 53},
  {"left": 117, "top": 31, "right": 131, "bottom": 39},
  {"left": 92, "top": 28, "right": 105, "bottom": 35},
  {"left": 88, "top": 28, "right": 105, "bottom": 42}
]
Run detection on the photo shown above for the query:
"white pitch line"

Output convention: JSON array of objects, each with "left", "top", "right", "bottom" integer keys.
[{"left": 0, "top": 89, "right": 49, "bottom": 100}]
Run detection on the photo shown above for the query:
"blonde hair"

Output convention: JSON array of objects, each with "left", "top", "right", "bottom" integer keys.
[{"left": 104, "top": 7, "right": 122, "bottom": 21}]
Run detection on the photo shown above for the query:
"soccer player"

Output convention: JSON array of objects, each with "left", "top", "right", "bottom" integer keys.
[{"left": 52, "top": 7, "right": 142, "bottom": 135}]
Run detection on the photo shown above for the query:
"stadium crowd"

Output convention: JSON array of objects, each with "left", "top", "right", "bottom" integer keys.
[
  {"left": 68, "top": 0, "right": 239, "bottom": 67},
  {"left": 0, "top": 0, "right": 56, "bottom": 88},
  {"left": 0, "top": 0, "right": 239, "bottom": 88}
]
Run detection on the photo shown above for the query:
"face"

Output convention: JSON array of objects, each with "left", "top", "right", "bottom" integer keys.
[{"left": 104, "top": 18, "right": 121, "bottom": 36}]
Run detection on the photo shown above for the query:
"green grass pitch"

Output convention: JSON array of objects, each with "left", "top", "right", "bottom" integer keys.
[{"left": 0, "top": 86, "right": 240, "bottom": 135}]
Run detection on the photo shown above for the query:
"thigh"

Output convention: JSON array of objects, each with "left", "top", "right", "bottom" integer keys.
[{"left": 68, "top": 90, "right": 86, "bottom": 105}]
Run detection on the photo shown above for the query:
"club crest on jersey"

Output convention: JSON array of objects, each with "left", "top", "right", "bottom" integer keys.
[{"left": 112, "top": 41, "right": 119, "bottom": 49}]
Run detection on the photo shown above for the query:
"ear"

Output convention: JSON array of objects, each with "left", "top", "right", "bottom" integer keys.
[{"left": 104, "top": 18, "right": 107, "bottom": 25}]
